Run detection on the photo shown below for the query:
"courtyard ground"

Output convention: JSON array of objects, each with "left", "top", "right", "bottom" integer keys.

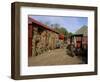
[{"left": 28, "top": 48, "right": 82, "bottom": 66}]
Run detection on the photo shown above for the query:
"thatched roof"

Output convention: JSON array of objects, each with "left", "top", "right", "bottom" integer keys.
[{"left": 75, "top": 25, "right": 88, "bottom": 36}]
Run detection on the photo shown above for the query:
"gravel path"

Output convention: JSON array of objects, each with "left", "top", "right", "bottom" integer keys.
[{"left": 28, "top": 48, "right": 82, "bottom": 66}]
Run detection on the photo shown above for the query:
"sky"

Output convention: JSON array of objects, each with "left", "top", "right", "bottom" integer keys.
[{"left": 29, "top": 15, "right": 88, "bottom": 33}]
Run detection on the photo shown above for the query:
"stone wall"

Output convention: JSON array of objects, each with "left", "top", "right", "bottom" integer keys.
[{"left": 31, "top": 26, "right": 62, "bottom": 56}]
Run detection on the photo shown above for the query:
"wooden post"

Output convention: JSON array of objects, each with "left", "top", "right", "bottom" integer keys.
[{"left": 28, "top": 24, "right": 33, "bottom": 57}]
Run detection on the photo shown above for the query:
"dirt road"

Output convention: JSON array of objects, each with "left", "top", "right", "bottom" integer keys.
[{"left": 28, "top": 48, "right": 82, "bottom": 66}]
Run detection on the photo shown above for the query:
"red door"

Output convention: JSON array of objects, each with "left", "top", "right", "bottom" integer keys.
[{"left": 76, "top": 37, "right": 82, "bottom": 48}]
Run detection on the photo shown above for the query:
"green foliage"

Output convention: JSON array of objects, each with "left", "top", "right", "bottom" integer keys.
[
  {"left": 44, "top": 22, "right": 73, "bottom": 37},
  {"left": 60, "top": 27, "right": 68, "bottom": 35},
  {"left": 52, "top": 23, "right": 70, "bottom": 37},
  {"left": 67, "top": 32, "right": 73, "bottom": 37}
]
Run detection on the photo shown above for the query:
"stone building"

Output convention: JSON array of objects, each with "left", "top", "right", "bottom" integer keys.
[{"left": 28, "top": 17, "right": 64, "bottom": 57}]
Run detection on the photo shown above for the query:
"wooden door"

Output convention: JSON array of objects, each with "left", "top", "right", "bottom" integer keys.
[{"left": 76, "top": 37, "right": 82, "bottom": 48}]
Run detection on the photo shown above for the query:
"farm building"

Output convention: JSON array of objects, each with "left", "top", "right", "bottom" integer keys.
[
  {"left": 65, "top": 25, "right": 88, "bottom": 64},
  {"left": 28, "top": 17, "right": 64, "bottom": 57},
  {"left": 75, "top": 25, "right": 88, "bottom": 48},
  {"left": 66, "top": 26, "right": 88, "bottom": 48}
]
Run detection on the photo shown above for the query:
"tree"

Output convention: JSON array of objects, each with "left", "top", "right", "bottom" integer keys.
[
  {"left": 60, "top": 27, "right": 68, "bottom": 36},
  {"left": 68, "top": 32, "right": 73, "bottom": 37},
  {"left": 53, "top": 25, "right": 68, "bottom": 36},
  {"left": 45, "top": 23, "right": 71, "bottom": 37}
]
